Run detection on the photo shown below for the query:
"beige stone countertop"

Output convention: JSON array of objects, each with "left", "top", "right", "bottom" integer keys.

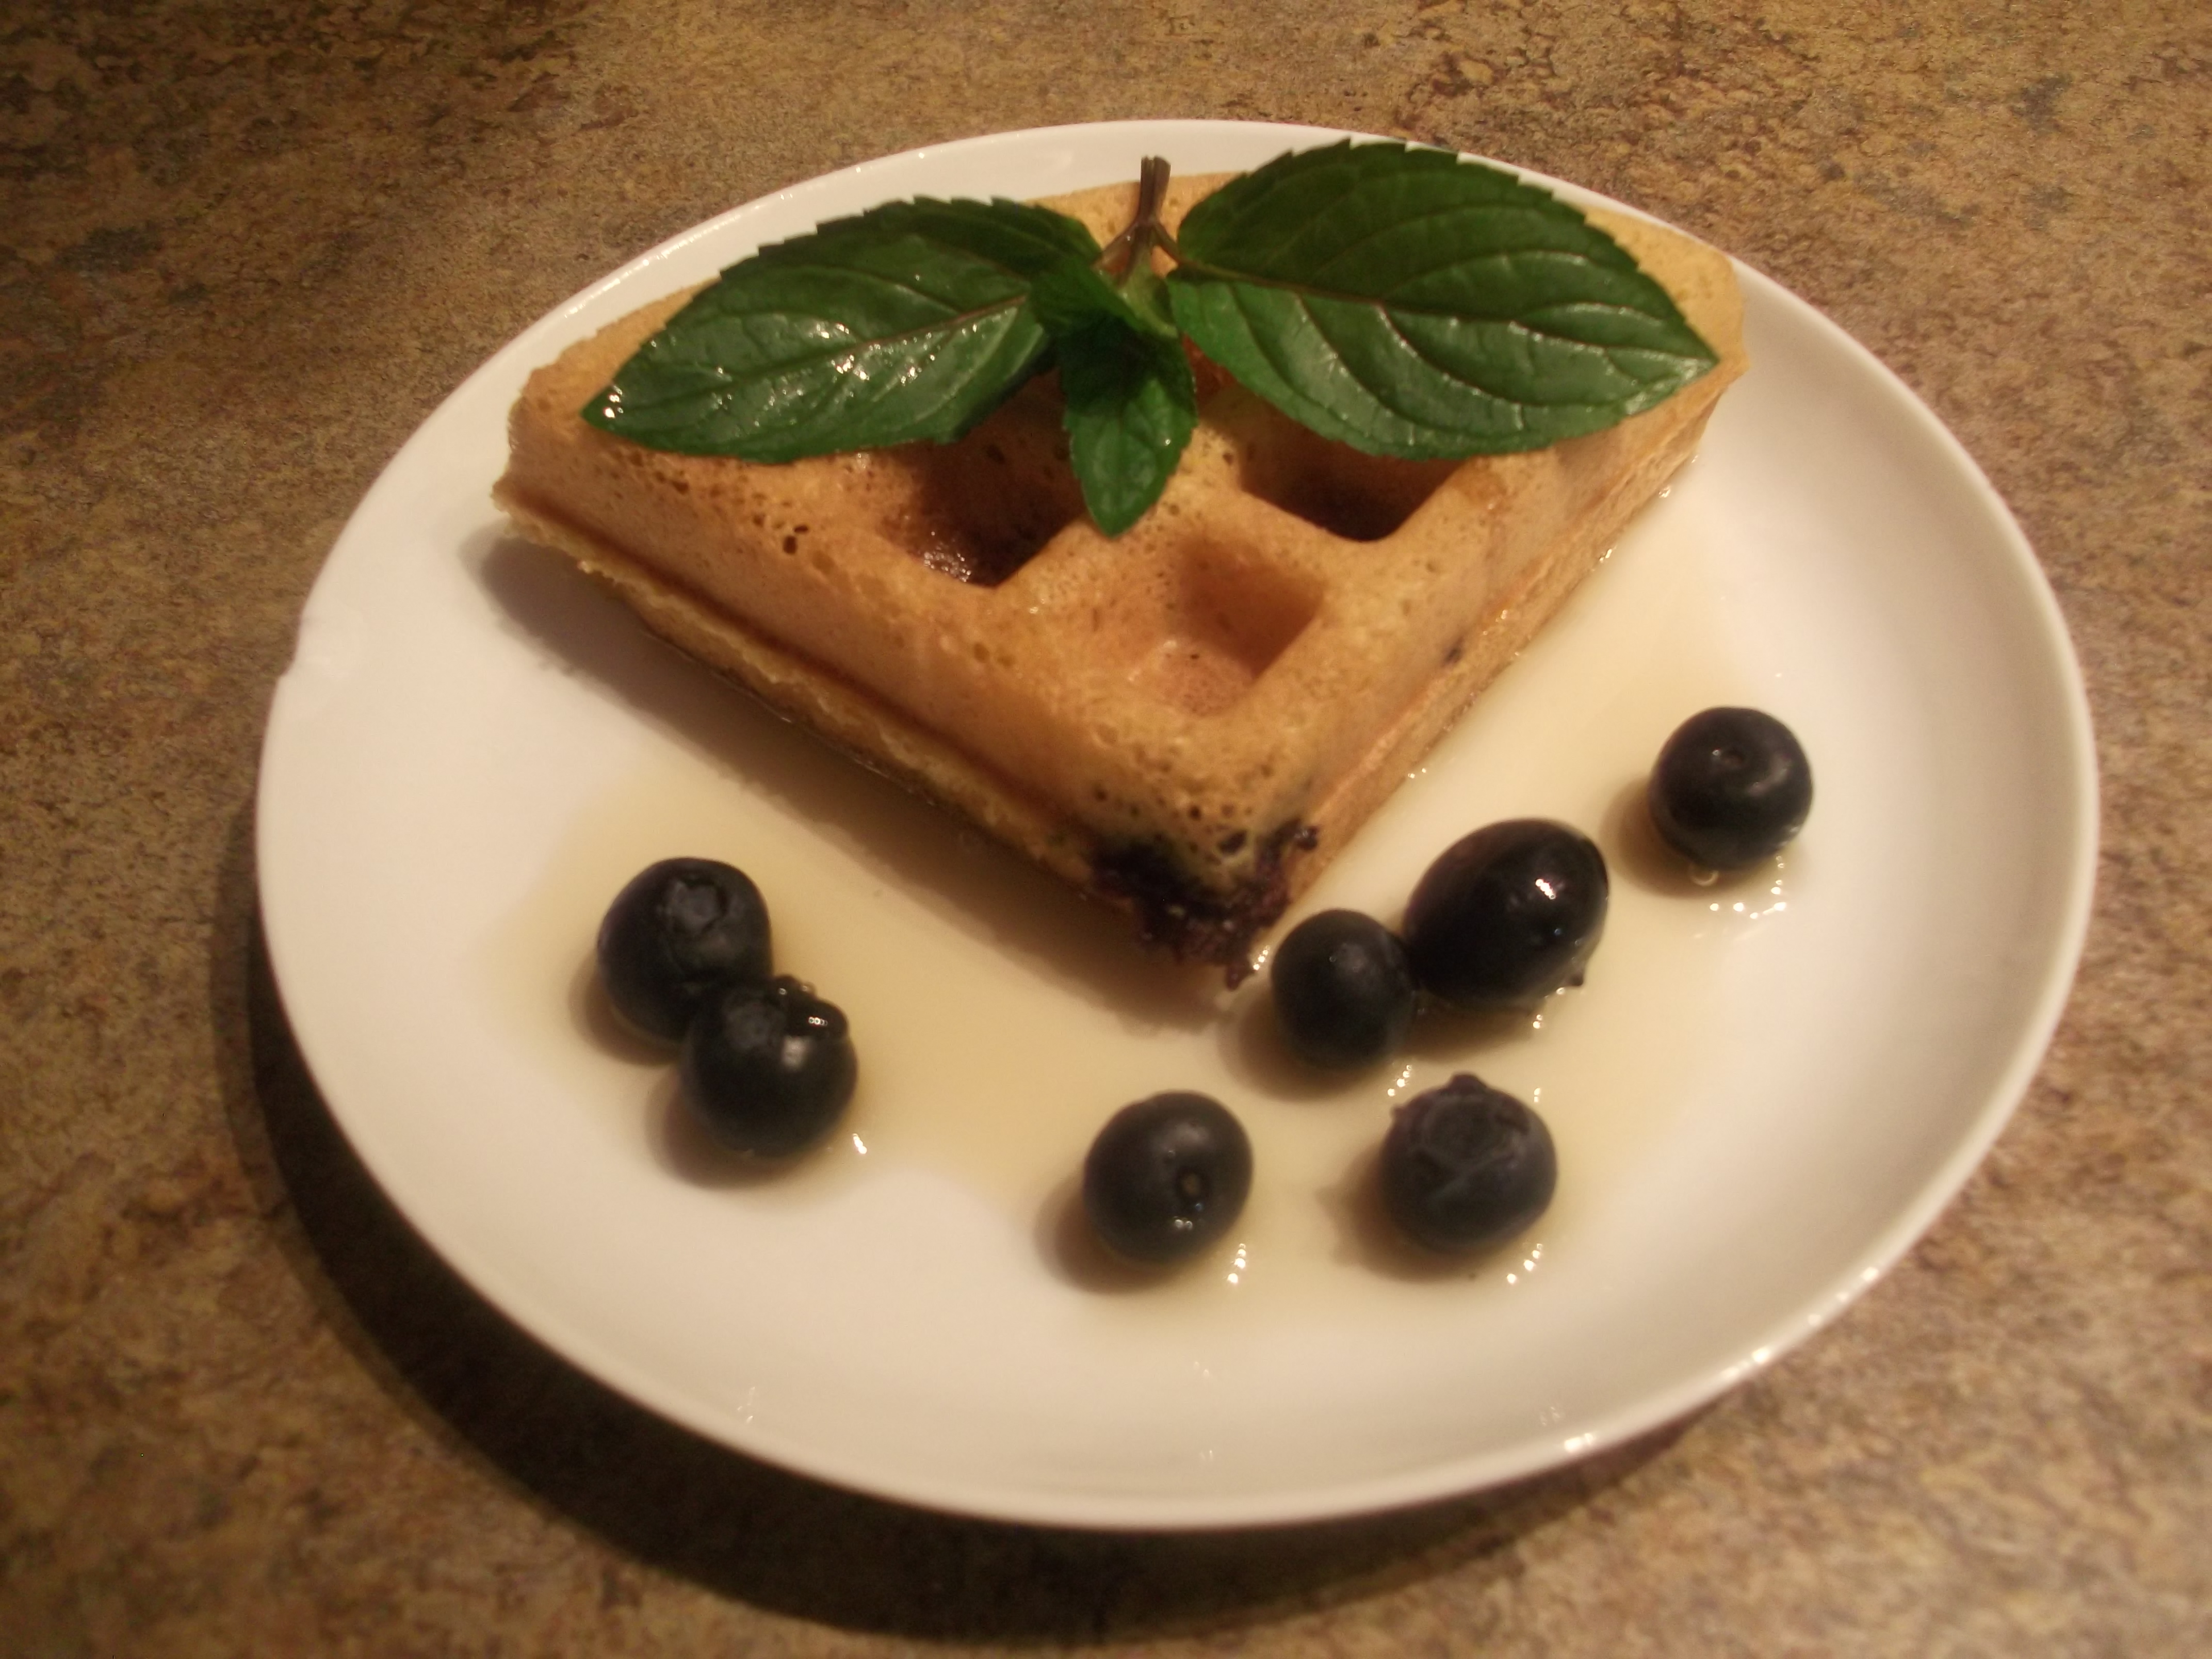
[{"left": 4, "top": 2, "right": 2206, "bottom": 1652}]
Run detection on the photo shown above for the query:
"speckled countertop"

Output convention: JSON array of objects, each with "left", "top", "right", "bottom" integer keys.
[{"left": 4, "top": 2, "right": 2207, "bottom": 1652}]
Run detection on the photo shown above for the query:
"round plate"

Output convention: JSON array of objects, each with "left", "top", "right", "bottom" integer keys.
[{"left": 256, "top": 121, "right": 2095, "bottom": 1529}]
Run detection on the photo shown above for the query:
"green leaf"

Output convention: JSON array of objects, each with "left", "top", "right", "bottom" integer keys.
[
  {"left": 1029, "top": 259, "right": 1198, "bottom": 536},
  {"left": 582, "top": 197, "right": 1102, "bottom": 460},
  {"left": 1165, "top": 141, "right": 1719, "bottom": 459}
]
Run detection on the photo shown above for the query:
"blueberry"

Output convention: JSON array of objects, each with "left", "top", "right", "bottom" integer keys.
[
  {"left": 597, "top": 857, "right": 773, "bottom": 1042},
  {"left": 1378, "top": 1074, "right": 1556, "bottom": 1254},
  {"left": 1082, "top": 1092, "right": 1253, "bottom": 1265},
  {"left": 1402, "top": 820, "right": 1608, "bottom": 1010},
  {"left": 680, "top": 976, "right": 856, "bottom": 1157},
  {"left": 1648, "top": 707, "right": 1813, "bottom": 870},
  {"left": 1271, "top": 909, "right": 1418, "bottom": 1069}
]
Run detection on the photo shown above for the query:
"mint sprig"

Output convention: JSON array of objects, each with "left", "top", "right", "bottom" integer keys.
[{"left": 584, "top": 143, "right": 1718, "bottom": 533}]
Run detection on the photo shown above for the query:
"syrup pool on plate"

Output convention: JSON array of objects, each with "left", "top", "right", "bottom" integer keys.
[{"left": 482, "top": 479, "right": 1803, "bottom": 1322}]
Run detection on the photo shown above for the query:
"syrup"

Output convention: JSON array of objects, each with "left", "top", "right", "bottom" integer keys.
[{"left": 481, "top": 482, "right": 1801, "bottom": 1321}]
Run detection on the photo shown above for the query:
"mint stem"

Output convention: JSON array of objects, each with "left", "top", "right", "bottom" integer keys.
[{"left": 1096, "top": 155, "right": 1178, "bottom": 277}]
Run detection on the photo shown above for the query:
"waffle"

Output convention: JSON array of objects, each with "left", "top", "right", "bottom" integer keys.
[{"left": 495, "top": 172, "right": 1747, "bottom": 973}]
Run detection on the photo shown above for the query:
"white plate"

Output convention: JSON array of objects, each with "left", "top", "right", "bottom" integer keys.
[{"left": 256, "top": 121, "right": 2096, "bottom": 1529}]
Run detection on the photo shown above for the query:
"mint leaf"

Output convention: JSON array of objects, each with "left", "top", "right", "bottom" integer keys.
[
  {"left": 1030, "top": 259, "right": 1197, "bottom": 536},
  {"left": 583, "top": 197, "right": 1101, "bottom": 460},
  {"left": 1165, "top": 141, "right": 1718, "bottom": 459}
]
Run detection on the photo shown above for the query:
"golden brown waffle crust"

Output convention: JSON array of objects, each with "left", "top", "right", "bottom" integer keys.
[{"left": 495, "top": 173, "right": 1748, "bottom": 971}]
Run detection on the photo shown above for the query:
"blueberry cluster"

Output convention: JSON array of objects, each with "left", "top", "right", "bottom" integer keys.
[
  {"left": 1082, "top": 707, "right": 1812, "bottom": 1270},
  {"left": 597, "top": 858, "right": 856, "bottom": 1157},
  {"left": 1256, "top": 818, "right": 1599, "bottom": 1261},
  {"left": 598, "top": 711, "right": 1808, "bottom": 1270}
]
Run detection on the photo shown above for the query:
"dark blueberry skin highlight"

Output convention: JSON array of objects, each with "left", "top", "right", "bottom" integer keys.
[
  {"left": 1270, "top": 909, "right": 1419, "bottom": 1069},
  {"left": 1082, "top": 1092, "right": 1253, "bottom": 1266},
  {"left": 1378, "top": 1074, "right": 1557, "bottom": 1254},
  {"left": 597, "top": 857, "right": 773, "bottom": 1042},
  {"left": 1648, "top": 707, "right": 1814, "bottom": 870},
  {"left": 1402, "top": 820, "right": 1609, "bottom": 1011},
  {"left": 680, "top": 976, "right": 856, "bottom": 1158}
]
